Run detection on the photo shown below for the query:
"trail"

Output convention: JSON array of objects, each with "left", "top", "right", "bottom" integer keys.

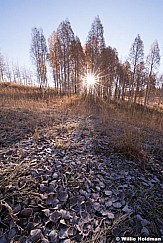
[{"left": 0, "top": 114, "right": 162, "bottom": 242}]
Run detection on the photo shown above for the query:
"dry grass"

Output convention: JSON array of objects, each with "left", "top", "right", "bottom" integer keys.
[
  {"left": 114, "top": 128, "right": 149, "bottom": 169},
  {"left": 74, "top": 95, "right": 163, "bottom": 172},
  {"left": 0, "top": 82, "right": 74, "bottom": 148},
  {"left": 1, "top": 82, "right": 162, "bottom": 166},
  {"left": 0, "top": 82, "right": 57, "bottom": 110},
  {"left": 0, "top": 83, "right": 162, "bottom": 241},
  {"left": 1, "top": 82, "right": 162, "bottom": 152}
]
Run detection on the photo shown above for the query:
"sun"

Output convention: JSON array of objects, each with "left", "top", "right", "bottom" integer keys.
[
  {"left": 82, "top": 71, "right": 98, "bottom": 93},
  {"left": 81, "top": 67, "right": 108, "bottom": 96},
  {"left": 85, "top": 74, "right": 96, "bottom": 87}
]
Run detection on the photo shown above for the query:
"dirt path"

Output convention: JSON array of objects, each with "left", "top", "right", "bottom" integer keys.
[{"left": 0, "top": 113, "right": 162, "bottom": 242}]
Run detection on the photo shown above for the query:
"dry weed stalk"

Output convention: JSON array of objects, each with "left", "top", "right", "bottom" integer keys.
[{"left": 83, "top": 213, "right": 132, "bottom": 243}]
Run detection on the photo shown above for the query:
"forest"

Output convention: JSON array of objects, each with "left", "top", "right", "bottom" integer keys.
[
  {"left": 0, "top": 16, "right": 163, "bottom": 110},
  {"left": 0, "top": 16, "right": 163, "bottom": 243}
]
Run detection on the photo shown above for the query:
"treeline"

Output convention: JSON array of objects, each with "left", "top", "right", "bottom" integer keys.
[
  {"left": 0, "top": 55, "right": 33, "bottom": 86},
  {"left": 30, "top": 16, "right": 163, "bottom": 108},
  {"left": 0, "top": 16, "right": 163, "bottom": 108}
]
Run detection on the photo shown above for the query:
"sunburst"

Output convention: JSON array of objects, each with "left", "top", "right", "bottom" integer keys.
[{"left": 82, "top": 71, "right": 99, "bottom": 92}]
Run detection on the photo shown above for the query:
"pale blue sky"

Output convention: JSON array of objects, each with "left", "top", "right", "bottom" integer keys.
[{"left": 0, "top": 0, "right": 163, "bottom": 71}]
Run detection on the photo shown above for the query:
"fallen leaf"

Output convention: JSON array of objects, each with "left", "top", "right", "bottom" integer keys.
[
  {"left": 49, "top": 230, "right": 58, "bottom": 242},
  {"left": 107, "top": 212, "right": 115, "bottom": 219},
  {"left": 141, "top": 227, "right": 149, "bottom": 236},
  {"left": 122, "top": 204, "right": 133, "bottom": 213},
  {"left": 113, "top": 202, "right": 122, "bottom": 209},
  {"left": 42, "top": 209, "right": 50, "bottom": 217},
  {"left": 105, "top": 201, "right": 112, "bottom": 207},
  {"left": 21, "top": 208, "right": 33, "bottom": 217},
  {"left": 59, "top": 226, "right": 68, "bottom": 239},
  {"left": 104, "top": 190, "right": 112, "bottom": 196},
  {"left": 58, "top": 191, "right": 68, "bottom": 202},
  {"left": 30, "top": 229, "right": 42, "bottom": 242},
  {"left": 50, "top": 211, "right": 61, "bottom": 222}
]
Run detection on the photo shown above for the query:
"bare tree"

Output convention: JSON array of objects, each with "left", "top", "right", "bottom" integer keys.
[
  {"left": 157, "top": 75, "right": 163, "bottom": 107},
  {"left": 5, "top": 58, "right": 12, "bottom": 82},
  {"left": 21, "top": 67, "right": 33, "bottom": 86},
  {"left": 56, "top": 19, "right": 75, "bottom": 95},
  {"left": 133, "top": 61, "right": 145, "bottom": 105},
  {"left": 101, "top": 47, "right": 119, "bottom": 101},
  {"left": 144, "top": 40, "right": 160, "bottom": 108},
  {"left": 70, "top": 36, "right": 85, "bottom": 94},
  {"left": 119, "top": 61, "right": 131, "bottom": 101},
  {"left": 128, "top": 34, "right": 144, "bottom": 107},
  {"left": 48, "top": 31, "right": 63, "bottom": 94},
  {"left": 0, "top": 52, "right": 5, "bottom": 82},
  {"left": 85, "top": 16, "right": 105, "bottom": 73},
  {"left": 12, "top": 64, "right": 22, "bottom": 84},
  {"left": 85, "top": 16, "right": 106, "bottom": 97},
  {"left": 31, "top": 27, "right": 48, "bottom": 88}
]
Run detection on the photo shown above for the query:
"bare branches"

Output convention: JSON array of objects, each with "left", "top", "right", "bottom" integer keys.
[
  {"left": 30, "top": 27, "right": 48, "bottom": 88},
  {"left": 144, "top": 40, "right": 161, "bottom": 108}
]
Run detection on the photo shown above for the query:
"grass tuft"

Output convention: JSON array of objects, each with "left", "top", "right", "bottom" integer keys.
[{"left": 114, "top": 128, "right": 149, "bottom": 169}]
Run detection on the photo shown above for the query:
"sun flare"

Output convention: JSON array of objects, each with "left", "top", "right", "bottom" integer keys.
[
  {"left": 85, "top": 74, "right": 96, "bottom": 87},
  {"left": 82, "top": 71, "right": 98, "bottom": 93}
]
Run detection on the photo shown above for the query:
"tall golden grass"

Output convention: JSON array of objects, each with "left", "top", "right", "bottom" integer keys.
[{"left": 0, "top": 82, "right": 162, "bottom": 167}]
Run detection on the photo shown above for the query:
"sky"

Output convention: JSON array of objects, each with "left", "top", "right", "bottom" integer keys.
[{"left": 0, "top": 0, "right": 163, "bottom": 73}]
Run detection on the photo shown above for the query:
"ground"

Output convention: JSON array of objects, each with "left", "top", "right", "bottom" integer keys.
[{"left": 0, "top": 94, "right": 163, "bottom": 243}]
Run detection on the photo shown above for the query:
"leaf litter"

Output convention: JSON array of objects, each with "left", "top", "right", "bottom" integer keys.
[{"left": 0, "top": 115, "right": 162, "bottom": 242}]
